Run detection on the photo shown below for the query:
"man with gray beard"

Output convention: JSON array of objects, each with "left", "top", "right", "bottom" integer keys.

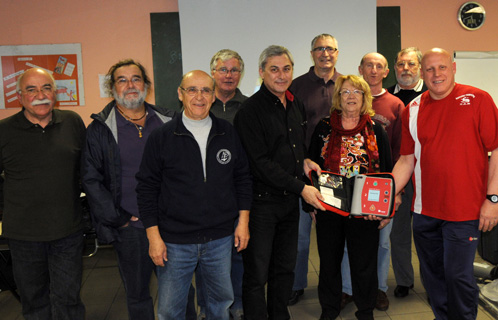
[
  {"left": 82, "top": 59, "right": 175, "bottom": 320},
  {"left": 387, "top": 48, "right": 427, "bottom": 299},
  {"left": 387, "top": 47, "right": 427, "bottom": 106}
]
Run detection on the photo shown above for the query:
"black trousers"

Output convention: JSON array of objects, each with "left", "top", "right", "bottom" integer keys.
[
  {"left": 9, "top": 231, "right": 86, "bottom": 320},
  {"left": 113, "top": 225, "right": 155, "bottom": 320},
  {"left": 316, "top": 212, "right": 379, "bottom": 320},
  {"left": 242, "top": 192, "right": 299, "bottom": 320}
]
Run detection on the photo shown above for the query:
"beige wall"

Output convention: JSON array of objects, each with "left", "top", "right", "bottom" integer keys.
[
  {"left": 0, "top": 0, "right": 178, "bottom": 125},
  {"left": 378, "top": 0, "right": 498, "bottom": 52},
  {"left": 1, "top": 0, "right": 497, "bottom": 124}
]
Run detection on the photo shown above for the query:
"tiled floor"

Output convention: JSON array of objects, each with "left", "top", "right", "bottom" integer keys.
[{"left": 1, "top": 225, "right": 497, "bottom": 320}]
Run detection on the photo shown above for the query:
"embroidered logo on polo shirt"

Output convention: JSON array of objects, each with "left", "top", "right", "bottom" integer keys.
[
  {"left": 216, "top": 149, "right": 232, "bottom": 164},
  {"left": 456, "top": 94, "right": 475, "bottom": 106}
]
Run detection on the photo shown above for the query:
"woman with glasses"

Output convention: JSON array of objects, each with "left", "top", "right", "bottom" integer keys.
[{"left": 308, "top": 75, "right": 392, "bottom": 320}]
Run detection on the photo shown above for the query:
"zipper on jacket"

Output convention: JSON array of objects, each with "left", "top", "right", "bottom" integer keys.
[
  {"left": 204, "top": 132, "right": 225, "bottom": 183},
  {"left": 174, "top": 130, "right": 224, "bottom": 183}
]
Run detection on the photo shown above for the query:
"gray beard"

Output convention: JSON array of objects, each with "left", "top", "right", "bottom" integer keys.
[
  {"left": 113, "top": 88, "right": 147, "bottom": 110},
  {"left": 397, "top": 73, "right": 420, "bottom": 88}
]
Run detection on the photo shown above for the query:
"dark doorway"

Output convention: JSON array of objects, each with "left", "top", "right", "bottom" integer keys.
[
  {"left": 150, "top": 12, "right": 183, "bottom": 111},
  {"left": 377, "top": 6, "right": 401, "bottom": 89}
]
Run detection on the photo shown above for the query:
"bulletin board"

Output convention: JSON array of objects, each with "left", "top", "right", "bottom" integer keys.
[{"left": 0, "top": 43, "right": 84, "bottom": 109}]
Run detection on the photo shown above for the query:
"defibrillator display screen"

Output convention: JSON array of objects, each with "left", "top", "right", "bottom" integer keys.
[{"left": 367, "top": 189, "right": 380, "bottom": 202}]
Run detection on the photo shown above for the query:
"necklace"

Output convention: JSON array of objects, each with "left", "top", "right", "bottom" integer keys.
[
  {"left": 116, "top": 106, "right": 147, "bottom": 121},
  {"left": 132, "top": 123, "right": 143, "bottom": 138},
  {"left": 116, "top": 106, "right": 148, "bottom": 138}
]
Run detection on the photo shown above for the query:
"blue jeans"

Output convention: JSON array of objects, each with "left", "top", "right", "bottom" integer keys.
[
  {"left": 156, "top": 235, "right": 234, "bottom": 320},
  {"left": 230, "top": 243, "right": 244, "bottom": 313},
  {"left": 341, "top": 219, "right": 393, "bottom": 294},
  {"left": 113, "top": 225, "right": 155, "bottom": 320},
  {"left": 293, "top": 202, "right": 312, "bottom": 291},
  {"left": 8, "top": 231, "right": 86, "bottom": 320},
  {"left": 196, "top": 220, "right": 244, "bottom": 316},
  {"left": 413, "top": 214, "right": 479, "bottom": 320}
]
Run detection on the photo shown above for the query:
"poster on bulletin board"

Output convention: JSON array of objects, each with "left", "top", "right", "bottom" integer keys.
[{"left": 0, "top": 43, "right": 84, "bottom": 109}]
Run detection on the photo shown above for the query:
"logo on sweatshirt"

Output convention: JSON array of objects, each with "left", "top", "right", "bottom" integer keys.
[{"left": 217, "top": 149, "right": 232, "bottom": 164}]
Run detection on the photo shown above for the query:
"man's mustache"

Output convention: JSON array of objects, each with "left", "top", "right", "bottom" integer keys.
[{"left": 31, "top": 99, "right": 52, "bottom": 106}]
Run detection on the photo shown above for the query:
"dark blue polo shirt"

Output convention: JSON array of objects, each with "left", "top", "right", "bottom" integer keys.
[{"left": 116, "top": 107, "right": 163, "bottom": 228}]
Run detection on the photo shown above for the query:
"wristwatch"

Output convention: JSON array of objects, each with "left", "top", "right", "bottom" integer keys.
[{"left": 487, "top": 194, "right": 498, "bottom": 203}]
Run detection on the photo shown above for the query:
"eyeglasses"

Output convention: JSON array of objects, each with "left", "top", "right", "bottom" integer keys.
[
  {"left": 180, "top": 86, "right": 214, "bottom": 97},
  {"left": 396, "top": 61, "right": 419, "bottom": 68},
  {"left": 312, "top": 46, "right": 338, "bottom": 54},
  {"left": 340, "top": 89, "right": 364, "bottom": 97},
  {"left": 19, "top": 86, "right": 54, "bottom": 97},
  {"left": 115, "top": 77, "right": 144, "bottom": 86},
  {"left": 214, "top": 67, "right": 241, "bottom": 75}
]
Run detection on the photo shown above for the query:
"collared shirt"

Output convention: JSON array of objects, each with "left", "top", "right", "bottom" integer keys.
[
  {"left": 391, "top": 79, "right": 425, "bottom": 94},
  {"left": 388, "top": 79, "right": 428, "bottom": 106},
  {"left": 400, "top": 83, "right": 498, "bottom": 221},
  {"left": 234, "top": 82, "right": 307, "bottom": 196},
  {"left": 290, "top": 66, "right": 341, "bottom": 148},
  {"left": 116, "top": 106, "right": 162, "bottom": 228},
  {"left": 0, "top": 109, "right": 86, "bottom": 241}
]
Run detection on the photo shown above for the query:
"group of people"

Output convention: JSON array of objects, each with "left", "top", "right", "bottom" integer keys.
[{"left": 0, "top": 32, "right": 497, "bottom": 320}]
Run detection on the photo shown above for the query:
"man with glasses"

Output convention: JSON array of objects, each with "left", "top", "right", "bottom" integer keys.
[
  {"left": 0, "top": 68, "right": 86, "bottom": 319},
  {"left": 234, "top": 45, "right": 325, "bottom": 320},
  {"left": 137, "top": 70, "right": 252, "bottom": 320},
  {"left": 287, "top": 33, "right": 342, "bottom": 306},
  {"left": 82, "top": 59, "right": 175, "bottom": 319},
  {"left": 210, "top": 49, "right": 247, "bottom": 125},
  {"left": 387, "top": 47, "right": 427, "bottom": 299},
  {"left": 387, "top": 47, "right": 427, "bottom": 106},
  {"left": 194, "top": 49, "right": 248, "bottom": 320}
]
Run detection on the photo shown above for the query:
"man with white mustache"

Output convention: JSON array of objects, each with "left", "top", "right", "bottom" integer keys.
[
  {"left": 0, "top": 67, "right": 86, "bottom": 319},
  {"left": 82, "top": 59, "right": 175, "bottom": 320},
  {"left": 386, "top": 47, "right": 428, "bottom": 300}
]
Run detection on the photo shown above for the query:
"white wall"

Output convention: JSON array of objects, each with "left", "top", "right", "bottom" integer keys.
[
  {"left": 454, "top": 51, "right": 498, "bottom": 103},
  {"left": 179, "top": 0, "right": 377, "bottom": 96}
]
